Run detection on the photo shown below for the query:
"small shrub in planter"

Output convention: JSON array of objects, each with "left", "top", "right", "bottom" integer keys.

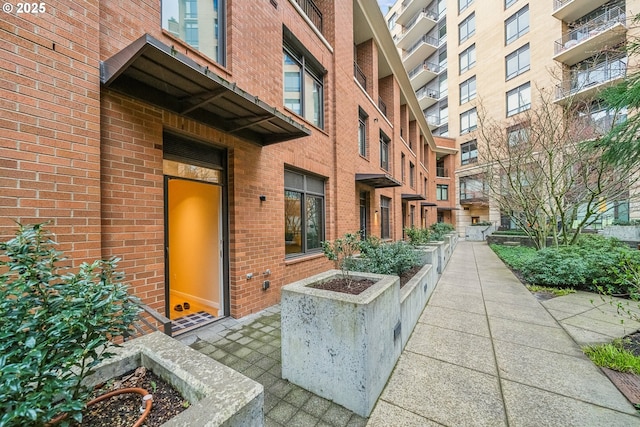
[
  {"left": 0, "top": 224, "right": 140, "bottom": 426},
  {"left": 355, "top": 237, "right": 420, "bottom": 276},
  {"left": 429, "top": 222, "right": 455, "bottom": 241},
  {"left": 404, "top": 226, "right": 431, "bottom": 245}
]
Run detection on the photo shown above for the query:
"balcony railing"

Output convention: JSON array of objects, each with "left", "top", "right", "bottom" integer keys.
[
  {"left": 354, "top": 62, "right": 366, "bottom": 90},
  {"left": 294, "top": 0, "right": 323, "bottom": 34},
  {"left": 378, "top": 97, "right": 387, "bottom": 117},
  {"left": 553, "top": 0, "right": 573, "bottom": 11},
  {"left": 556, "top": 56, "right": 627, "bottom": 100},
  {"left": 554, "top": 7, "right": 625, "bottom": 55},
  {"left": 408, "top": 61, "right": 442, "bottom": 79},
  {"left": 402, "top": 7, "right": 439, "bottom": 33},
  {"left": 426, "top": 114, "right": 446, "bottom": 127},
  {"left": 416, "top": 86, "right": 440, "bottom": 100},
  {"left": 403, "top": 35, "right": 439, "bottom": 59},
  {"left": 436, "top": 166, "right": 448, "bottom": 177}
]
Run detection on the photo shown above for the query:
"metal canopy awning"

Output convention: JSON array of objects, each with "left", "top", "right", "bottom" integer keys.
[
  {"left": 355, "top": 173, "right": 402, "bottom": 188},
  {"left": 421, "top": 202, "right": 437, "bottom": 207},
  {"left": 402, "top": 193, "right": 426, "bottom": 201},
  {"left": 100, "top": 34, "right": 311, "bottom": 146}
]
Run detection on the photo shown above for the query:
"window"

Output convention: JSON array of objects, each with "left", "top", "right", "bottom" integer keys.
[
  {"left": 380, "top": 131, "right": 390, "bottom": 171},
  {"left": 459, "top": 0, "right": 473, "bottom": 13},
  {"left": 506, "top": 123, "right": 529, "bottom": 145},
  {"left": 358, "top": 108, "right": 367, "bottom": 157},
  {"left": 460, "top": 107, "right": 477, "bottom": 134},
  {"left": 162, "top": 0, "right": 226, "bottom": 65},
  {"left": 460, "top": 139, "right": 478, "bottom": 165},
  {"left": 459, "top": 13, "right": 475, "bottom": 43},
  {"left": 401, "top": 153, "right": 406, "bottom": 182},
  {"left": 284, "top": 170, "right": 325, "bottom": 256},
  {"left": 409, "top": 162, "right": 415, "bottom": 188},
  {"left": 460, "top": 176, "right": 485, "bottom": 201},
  {"left": 436, "top": 184, "right": 449, "bottom": 201},
  {"left": 410, "top": 205, "right": 415, "bottom": 227},
  {"left": 459, "top": 44, "right": 476, "bottom": 74},
  {"left": 387, "top": 12, "right": 397, "bottom": 30},
  {"left": 506, "top": 82, "right": 531, "bottom": 117},
  {"left": 423, "top": 177, "right": 428, "bottom": 197},
  {"left": 284, "top": 37, "right": 324, "bottom": 128},
  {"left": 505, "top": 5, "right": 529, "bottom": 45},
  {"left": 380, "top": 196, "right": 391, "bottom": 239},
  {"left": 505, "top": 43, "right": 530, "bottom": 80},
  {"left": 505, "top": 0, "right": 519, "bottom": 8},
  {"left": 459, "top": 76, "right": 476, "bottom": 104}
]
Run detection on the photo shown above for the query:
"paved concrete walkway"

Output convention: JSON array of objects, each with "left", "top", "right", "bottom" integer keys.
[
  {"left": 181, "top": 240, "right": 640, "bottom": 426},
  {"left": 367, "top": 241, "right": 640, "bottom": 427}
]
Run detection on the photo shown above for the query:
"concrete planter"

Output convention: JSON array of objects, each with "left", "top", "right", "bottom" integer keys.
[
  {"left": 600, "top": 225, "right": 640, "bottom": 243},
  {"left": 88, "top": 332, "right": 264, "bottom": 426},
  {"left": 400, "top": 263, "right": 434, "bottom": 348},
  {"left": 281, "top": 270, "right": 402, "bottom": 417},
  {"left": 465, "top": 225, "right": 497, "bottom": 241},
  {"left": 423, "top": 241, "right": 446, "bottom": 273},
  {"left": 414, "top": 245, "right": 439, "bottom": 283}
]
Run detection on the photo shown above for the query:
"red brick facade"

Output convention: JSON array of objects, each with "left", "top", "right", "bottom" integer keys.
[{"left": 0, "top": 0, "right": 454, "bottom": 320}]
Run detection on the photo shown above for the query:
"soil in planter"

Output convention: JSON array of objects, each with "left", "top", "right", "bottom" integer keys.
[
  {"left": 73, "top": 367, "right": 189, "bottom": 427},
  {"left": 399, "top": 265, "right": 423, "bottom": 288},
  {"left": 311, "top": 278, "right": 375, "bottom": 295}
]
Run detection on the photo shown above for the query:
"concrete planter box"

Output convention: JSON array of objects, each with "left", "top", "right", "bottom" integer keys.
[
  {"left": 400, "top": 263, "right": 434, "bottom": 348},
  {"left": 414, "top": 245, "right": 439, "bottom": 283},
  {"left": 600, "top": 225, "right": 640, "bottom": 243},
  {"left": 281, "top": 270, "right": 402, "bottom": 417},
  {"left": 423, "top": 241, "right": 445, "bottom": 273},
  {"left": 465, "top": 225, "right": 497, "bottom": 241},
  {"left": 88, "top": 332, "right": 264, "bottom": 426}
]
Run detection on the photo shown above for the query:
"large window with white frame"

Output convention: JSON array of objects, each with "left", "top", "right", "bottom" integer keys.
[
  {"left": 460, "top": 107, "right": 477, "bottom": 134},
  {"left": 506, "top": 43, "right": 530, "bottom": 80},
  {"left": 459, "top": 76, "right": 476, "bottom": 104},
  {"left": 505, "top": 5, "right": 529, "bottom": 45},
  {"left": 284, "top": 169, "right": 325, "bottom": 256},
  {"left": 506, "top": 82, "right": 531, "bottom": 117},
  {"left": 459, "top": 44, "right": 476, "bottom": 74},
  {"left": 162, "top": 0, "right": 226, "bottom": 65},
  {"left": 459, "top": 0, "right": 474, "bottom": 14},
  {"left": 460, "top": 139, "right": 478, "bottom": 165},
  {"left": 459, "top": 13, "right": 475, "bottom": 44}
]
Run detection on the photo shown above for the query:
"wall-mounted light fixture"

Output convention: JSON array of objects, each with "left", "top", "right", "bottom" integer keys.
[
  {"left": 259, "top": 195, "right": 267, "bottom": 202},
  {"left": 373, "top": 118, "right": 378, "bottom": 123}
]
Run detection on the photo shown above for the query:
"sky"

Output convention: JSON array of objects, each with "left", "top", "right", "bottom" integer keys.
[{"left": 377, "top": 0, "right": 396, "bottom": 15}]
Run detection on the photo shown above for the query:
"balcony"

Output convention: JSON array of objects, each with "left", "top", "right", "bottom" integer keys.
[
  {"left": 378, "top": 97, "right": 387, "bottom": 117},
  {"left": 426, "top": 114, "right": 446, "bottom": 130},
  {"left": 552, "top": 0, "right": 610, "bottom": 22},
  {"left": 408, "top": 61, "right": 442, "bottom": 90},
  {"left": 396, "top": 0, "right": 429, "bottom": 26},
  {"left": 436, "top": 166, "right": 448, "bottom": 178},
  {"left": 402, "top": 35, "right": 439, "bottom": 70},
  {"left": 555, "top": 56, "right": 626, "bottom": 104},
  {"left": 416, "top": 86, "right": 439, "bottom": 110},
  {"left": 354, "top": 62, "right": 366, "bottom": 90},
  {"left": 553, "top": 7, "right": 626, "bottom": 66},
  {"left": 396, "top": 8, "right": 439, "bottom": 50},
  {"left": 294, "top": 0, "right": 323, "bottom": 34}
]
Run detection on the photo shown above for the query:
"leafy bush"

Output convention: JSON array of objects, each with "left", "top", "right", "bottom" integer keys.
[
  {"left": 321, "top": 232, "right": 361, "bottom": 284},
  {"left": 429, "top": 222, "right": 455, "bottom": 241},
  {"left": 490, "top": 244, "right": 537, "bottom": 271},
  {"left": 404, "top": 226, "right": 431, "bottom": 245},
  {"left": 355, "top": 238, "right": 421, "bottom": 276},
  {"left": 0, "top": 224, "right": 141, "bottom": 426},
  {"left": 471, "top": 221, "right": 493, "bottom": 226},
  {"left": 492, "top": 230, "right": 528, "bottom": 236},
  {"left": 612, "top": 219, "right": 640, "bottom": 226}
]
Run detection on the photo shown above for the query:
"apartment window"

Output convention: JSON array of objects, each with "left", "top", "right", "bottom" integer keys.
[
  {"left": 459, "top": 13, "right": 475, "bottom": 44},
  {"left": 459, "top": 76, "right": 476, "bottom": 104},
  {"left": 284, "top": 37, "right": 324, "bottom": 129},
  {"left": 380, "top": 131, "right": 390, "bottom": 171},
  {"left": 162, "top": 0, "right": 226, "bottom": 65},
  {"left": 506, "top": 82, "right": 531, "bottom": 117},
  {"left": 459, "top": 0, "right": 473, "bottom": 14},
  {"left": 459, "top": 44, "right": 476, "bottom": 74},
  {"left": 505, "top": 0, "right": 519, "bottom": 8},
  {"left": 460, "top": 107, "right": 477, "bottom": 134},
  {"left": 388, "top": 12, "right": 397, "bottom": 30},
  {"left": 284, "top": 170, "right": 325, "bottom": 256},
  {"left": 506, "top": 43, "right": 530, "bottom": 80},
  {"left": 436, "top": 184, "right": 449, "bottom": 201},
  {"left": 358, "top": 108, "right": 368, "bottom": 157},
  {"left": 401, "top": 153, "right": 406, "bottom": 182},
  {"left": 507, "top": 125, "right": 529, "bottom": 146},
  {"left": 461, "top": 139, "right": 478, "bottom": 165},
  {"left": 505, "top": 5, "right": 529, "bottom": 45},
  {"left": 423, "top": 177, "right": 428, "bottom": 197},
  {"left": 409, "top": 162, "right": 415, "bottom": 188},
  {"left": 381, "top": 196, "right": 391, "bottom": 239}
]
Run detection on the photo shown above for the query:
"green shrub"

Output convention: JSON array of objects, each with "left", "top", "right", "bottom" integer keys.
[
  {"left": 404, "top": 226, "right": 431, "bottom": 245},
  {"left": 0, "top": 224, "right": 141, "bottom": 427},
  {"left": 492, "top": 230, "right": 528, "bottom": 236},
  {"left": 471, "top": 221, "right": 493, "bottom": 226},
  {"left": 490, "top": 244, "right": 537, "bottom": 271},
  {"left": 429, "top": 223, "right": 455, "bottom": 241},
  {"left": 355, "top": 239, "right": 421, "bottom": 276},
  {"left": 321, "top": 232, "right": 361, "bottom": 284}
]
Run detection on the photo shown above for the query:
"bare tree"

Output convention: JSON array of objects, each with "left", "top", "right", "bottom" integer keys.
[{"left": 477, "top": 89, "right": 640, "bottom": 249}]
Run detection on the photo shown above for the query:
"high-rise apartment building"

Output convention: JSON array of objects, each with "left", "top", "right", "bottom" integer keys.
[{"left": 386, "top": 0, "right": 639, "bottom": 230}]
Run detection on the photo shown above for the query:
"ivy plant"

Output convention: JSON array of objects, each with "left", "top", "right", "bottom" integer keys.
[{"left": 0, "top": 223, "right": 141, "bottom": 427}]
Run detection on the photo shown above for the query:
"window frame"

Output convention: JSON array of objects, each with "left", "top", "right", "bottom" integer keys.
[
  {"left": 358, "top": 108, "right": 368, "bottom": 157},
  {"left": 505, "top": 5, "right": 529, "bottom": 45},
  {"left": 459, "top": 0, "right": 474, "bottom": 14},
  {"left": 505, "top": 43, "right": 530, "bottom": 80},
  {"left": 284, "top": 169, "right": 326, "bottom": 257},
  {"left": 459, "top": 44, "right": 476, "bottom": 74},
  {"left": 460, "top": 107, "right": 477, "bottom": 134},
  {"left": 380, "top": 131, "right": 390, "bottom": 171},
  {"left": 459, "top": 12, "right": 476, "bottom": 44},
  {"left": 460, "top": 139, "right": 478, "bottom": 165},
  {"left": 409, "top": 161, "right": 415, "bottom": 188},
  {"left": 436, "top": 184, "right": 449, "bottom": 201},
  {"left": 380, "top": 196, "right": 391, "bottom": 239},
  {"left": 459, "top": 75, "right": 477, "bottom": 105},
  {"left": 506, "top": 82, "right": 531, "bottom": 117},
  {"left": 505, "top": 0, "right": 519, "bottom": 9}
]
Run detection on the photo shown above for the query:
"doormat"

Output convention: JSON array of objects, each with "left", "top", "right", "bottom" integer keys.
[{"left": 172, "top": 311, "right": 216, "bottom": 335}]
